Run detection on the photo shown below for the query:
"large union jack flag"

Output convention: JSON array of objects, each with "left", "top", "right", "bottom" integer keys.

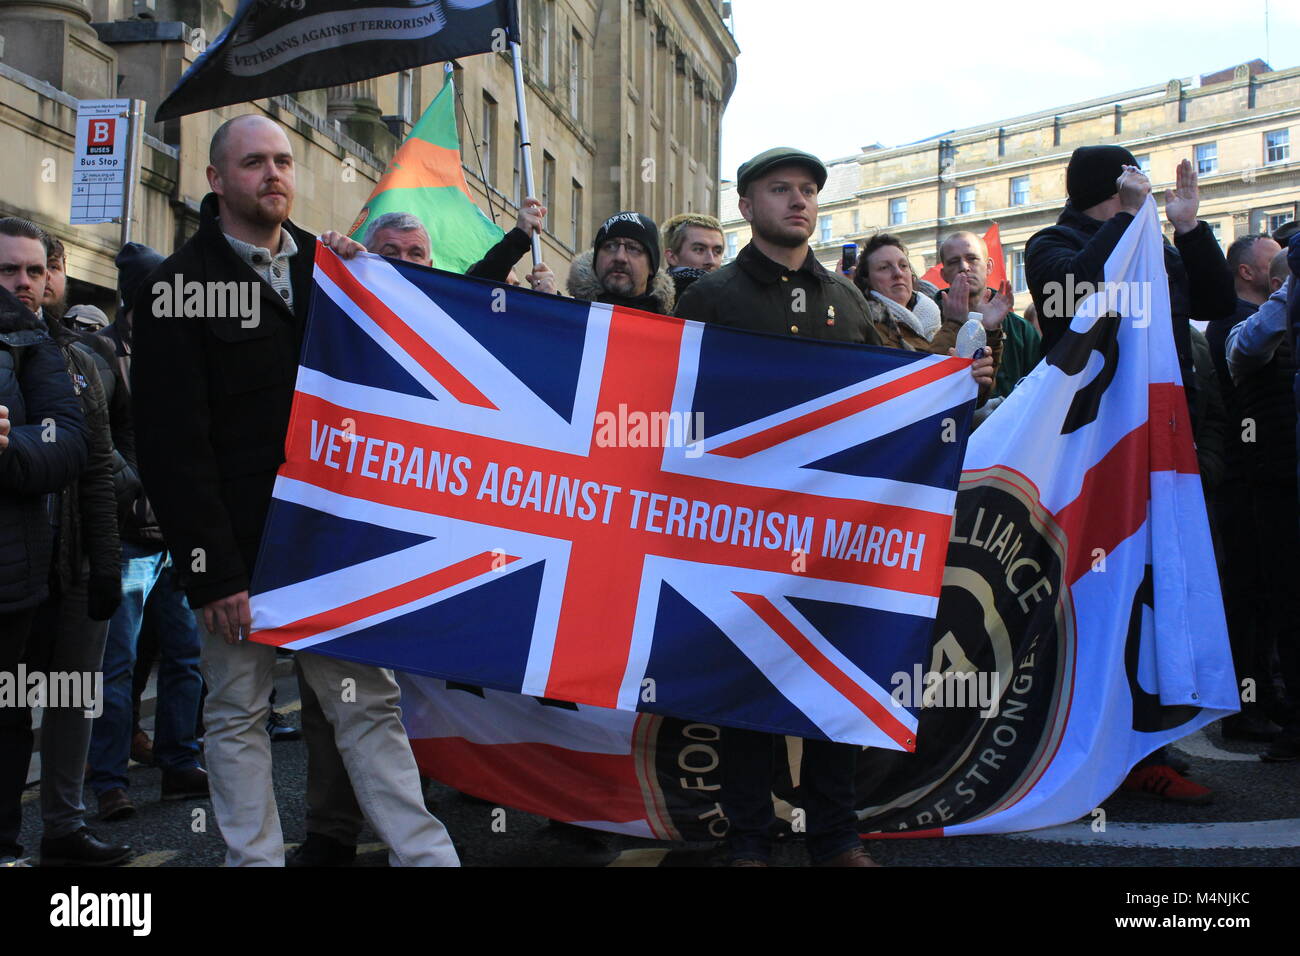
[{"left": 248, "top": 245, "right": 978, "bottom": 748}]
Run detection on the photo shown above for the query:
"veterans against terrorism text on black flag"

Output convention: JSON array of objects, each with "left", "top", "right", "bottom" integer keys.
[{"left": 155, "top": 0, "right": 520, "bottom": 121}]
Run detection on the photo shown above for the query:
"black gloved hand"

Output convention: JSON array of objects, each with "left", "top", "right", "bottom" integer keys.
[{"left": 87, "top": 573, "right": 123, "bottom": 622}]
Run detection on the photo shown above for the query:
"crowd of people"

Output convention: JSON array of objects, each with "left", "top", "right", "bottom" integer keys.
[{"left": 0, "top": 113, "right": 1296, "bottom": 867}]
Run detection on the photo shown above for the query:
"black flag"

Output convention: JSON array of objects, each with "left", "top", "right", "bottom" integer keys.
[{"left": 155, "top": 0, "right": 518, "bottom": 122}]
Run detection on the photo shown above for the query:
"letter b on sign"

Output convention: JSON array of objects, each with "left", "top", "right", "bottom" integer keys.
[{"left": 90, "top": 119, "right": 113, "bottom": 147}]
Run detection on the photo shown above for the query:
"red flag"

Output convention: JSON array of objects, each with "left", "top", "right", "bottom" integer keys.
[
  {"left": 921, "top": 224, "right": 1006, "bottom": 291},
  {"left": 985, "top": 223, "right": 1007, "bottom": 289}
]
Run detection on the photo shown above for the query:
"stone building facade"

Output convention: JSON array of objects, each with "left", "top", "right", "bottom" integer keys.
[
  {"left": 720, "top": 60, "right": 1300, "bottom": 311},
  {"left": 0, "top": 0, "right": 736, "bottom": 312}
]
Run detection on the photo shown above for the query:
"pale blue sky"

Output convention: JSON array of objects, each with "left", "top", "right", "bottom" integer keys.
[{"left": 720, "top": 0, "right": 1300, "bottom": 176}]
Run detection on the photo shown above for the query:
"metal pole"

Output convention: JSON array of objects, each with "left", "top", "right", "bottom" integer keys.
[
  {"left": 120, "top": 98, "right": 145, "bottom": 247},
  {"left": 510, "top": 40, "right": 542, "bottom": 268}
]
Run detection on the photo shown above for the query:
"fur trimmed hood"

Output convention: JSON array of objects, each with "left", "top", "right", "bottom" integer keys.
[{"left": 565, "top": 250, "right": 676, "bottom": 315}]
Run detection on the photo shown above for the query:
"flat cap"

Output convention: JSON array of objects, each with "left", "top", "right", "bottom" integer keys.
[
  {"left": 65, "top": 304, "right": 110, "bottom": 331},
  {"left": 736, "top": 147, "right": 827, "bottom": 196}
]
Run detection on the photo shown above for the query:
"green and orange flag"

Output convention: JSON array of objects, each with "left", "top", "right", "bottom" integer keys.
[{"left": 349, "top": 70, "right": 504, "bottom": 275}]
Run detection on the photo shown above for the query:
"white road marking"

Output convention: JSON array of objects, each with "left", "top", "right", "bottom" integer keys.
[
  {"left": 606, "top": 849, "right": 669, "bottom": 867},
  {"left": 126, "top": 850, "right": 181, "bottom": 867},
  {"left": 1170, "top": 727, "right": 1265, "bottom": 762},
  {"left": 1006, "top": 819, "right": 1300, "bottom": 849}
]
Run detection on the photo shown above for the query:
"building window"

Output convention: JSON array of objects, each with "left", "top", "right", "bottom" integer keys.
[
  {"left": 1208, "top": 221, "right": 1223, "bottom": 248},
  {"left": 397, "top": 69, "right": 415, "bottom": 125},
  {"left": 1269, "top": 212, "right": 1295, "bottom": 234},
  {"left": 540, "top": 0, "right": 554, "bottom": 88},
  {"left": 542, "top": 151, "right": 556, "bottom": 232},
  {"left": 889, "top": 197, "right": 907, "bottom": 226},
  {"left": 957, "top": 186, "right": 975, "bottom": 216},
  {"left": 569, "top": 30, "right": 583, "bottom": 121},
  {"left": 571, "top": 180, "right": 583, "bottom": 248},
  {"left": 1266, "top": 129, "right": 1290, "bottom": 165},
  {"left": 1135, "top": 154, "right": 1151, "bottom": 174},
  {"left": 1012, "top": 249, "right": 1027, "bottom": 293},
  {"left": 511, "top": 124, "right": 522, "bottom": 206},
  {"left": 819, "top": 215, "right": 832, "bottom": 243},
  {"left": 1010, "top": 176, "right": 1029, "bottom": 207},
  {"left": 726, "top": 232, "right": 738, "bottom": 259},
  {"left": 1195, "top": 142, "right": 1217, "bottom": 175},
  {"left": 851, "top": 209, "right": 860, "bottom": 235},
  {"left": 480, "top": 92, "right": 497, "bottom": 187}
]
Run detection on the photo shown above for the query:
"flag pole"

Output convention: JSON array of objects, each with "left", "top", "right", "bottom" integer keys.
[{"left": 510, "top": 40, "right": 543, "bottom": 268}]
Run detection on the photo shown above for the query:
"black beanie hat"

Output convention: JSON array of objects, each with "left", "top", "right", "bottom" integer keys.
[
  {"left": 115, "top": 241, "right": 165, "bottom": 313},
  {"left": 593, "top": 211, "right": 660, "bottom": 276},
  {"left": 1066, "top": 145, "right": 1140, "bottom": 212}
]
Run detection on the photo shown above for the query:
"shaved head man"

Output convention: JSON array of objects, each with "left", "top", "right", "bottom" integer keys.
[
  {"left": 207, "top": 114, "right": 296, "bottom": 250},
  {"left": 935, "top": 229, "right": 1039, "bottom": 399},
  {"left": 1228, "top": 234, "right": 1282, "bottom": 307},
  {"left": 131, "top": 114, "right": 458, "bottom": 868},
  {"left": 938, "top": 231, "right": 992, "bottom": 311}
]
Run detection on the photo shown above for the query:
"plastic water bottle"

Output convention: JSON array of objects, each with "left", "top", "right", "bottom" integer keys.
[{"left": 956, "top": 317, "right": 987, "bottom": 358}]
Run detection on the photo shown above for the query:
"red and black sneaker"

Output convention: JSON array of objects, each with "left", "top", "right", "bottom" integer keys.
[{"left": 1120, "top": 764, "right": 1212, "bottom": 805}]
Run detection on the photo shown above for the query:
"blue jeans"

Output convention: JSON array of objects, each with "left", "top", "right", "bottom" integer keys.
[{"left": 88, "top": 544, "right": 203, "bottom": 794}]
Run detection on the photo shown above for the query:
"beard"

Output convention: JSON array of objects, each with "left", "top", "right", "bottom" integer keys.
[
  {"left": 751, "top": 214, "right": 811, "bottom": 249},
  {"left": 599, "top": 267, "right": 642, "bottom": 298},
  {"left": 229, "top": 189, "right": 292, "bottom": 230}
]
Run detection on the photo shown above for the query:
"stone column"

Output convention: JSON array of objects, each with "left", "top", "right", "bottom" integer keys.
[
  {"left": 0, "top": 0, "right": 117, "bottom": 99},
  {"left": 327, "top": 79, "right": 394, "bottom": 157}
]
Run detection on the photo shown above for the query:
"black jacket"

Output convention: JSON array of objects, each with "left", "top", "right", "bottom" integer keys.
[
  {"left": 1206, "top": 297, "right": 1261, "bottom": 478},
  {"left": 1189, "top": 326, "right": 1228, "bottom": 493},
  {"left": 67, "top": 331, "right": 140, "bottom": 528},
  {"left": 1233, "top": 330, "right": 1296, "bottom": 488},
  {"left": 675, "top": 242, "right": 882, "bottom": 346},
  {"left": 97, "top": 319, "right": 163, "bottom": 550},
  {"left": 0, "top": 289, "right": 89, "bottom": 613},
  {"left": 46, "top": 320, "right": 121, "bottom": 615},
  {"left": 131, "top": 193, "right": 317, "bottom": 608},
  {"left": 466, "top": 227, "right": 532, "bottom": 283},
  {"left": 1026, "top": 204, "right": 1236, "bottom": 415}
]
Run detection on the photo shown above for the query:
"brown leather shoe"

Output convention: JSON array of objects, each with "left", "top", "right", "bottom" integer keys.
[
  {"left": 97, "top": 788, "right": 136, "bottom": 822},
  {"left": 130, "top": 729, "right": 154, "bottom": 766},
  {"left": 817, "top": 845, "right": 880, "bottom": 867}
]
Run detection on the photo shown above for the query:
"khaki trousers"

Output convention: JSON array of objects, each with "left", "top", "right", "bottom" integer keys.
[{"left": 199, "top": 628, "right": 459, "bottom": 867}]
